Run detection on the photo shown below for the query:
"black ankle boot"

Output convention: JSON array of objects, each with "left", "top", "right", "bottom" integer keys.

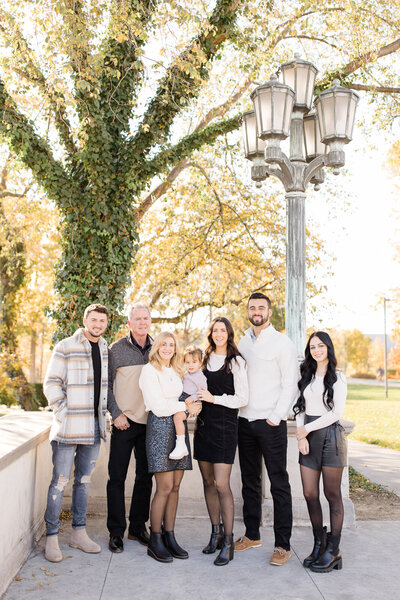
[
  {"left": 303, "top": 526, "right": 327, "bottom": 568},
  {"left": 310, "top": 533, "right": 342, "bottom": 573},
  {"left": 214, "top": 534, "right": 234, "bottom": 566},
  {"left": 163, "top": 530, "right": 189, "bottom": 559},
  {"left": 202, "top": 523, "right": 224, "bottom": 554},
  {"left": 147, "top": 530, "right": 173, "bottom": 563}
]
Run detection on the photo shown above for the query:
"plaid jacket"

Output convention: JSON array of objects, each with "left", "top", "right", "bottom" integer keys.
[{"left": 44, "top": 328, "right": 108, "bottom": 444}]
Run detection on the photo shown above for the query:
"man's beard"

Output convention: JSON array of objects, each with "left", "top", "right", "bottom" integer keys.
[
  {"left": 249, "top": 314, "right": 269, "bottom": 327},
  {"left": 86, "top": 328, "right": 102, "bottom": 339}
]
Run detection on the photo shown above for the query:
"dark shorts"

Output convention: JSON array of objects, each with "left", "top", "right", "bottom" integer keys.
[{"left": 299, "top": 415, "right": 347, "bottom": 470}]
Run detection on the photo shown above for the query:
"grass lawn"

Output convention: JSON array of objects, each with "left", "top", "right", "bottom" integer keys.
[{"left": 343, "top": 384, "right": 400, "bottom": 451}]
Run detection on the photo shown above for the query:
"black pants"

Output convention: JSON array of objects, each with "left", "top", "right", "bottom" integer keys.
[
  {"left": 107, "top": 418, "right": 153, "bottom": 537},
  {"left": 238, "top": 417, "right": 292, "bottom": 550}
]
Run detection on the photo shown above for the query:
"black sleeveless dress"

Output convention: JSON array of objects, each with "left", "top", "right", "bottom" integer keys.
[{"left": 193, "top": 366, "right": 238, "bottom": 464}]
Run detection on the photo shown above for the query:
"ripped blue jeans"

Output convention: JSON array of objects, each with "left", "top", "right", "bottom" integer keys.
[{"left": 45, "top": 420, "right": 100, "bottom": 536}]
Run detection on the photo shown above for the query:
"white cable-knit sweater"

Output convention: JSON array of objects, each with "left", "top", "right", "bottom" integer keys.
[
  {"left": 139, "top": 363, "right": 184, "bottom": 418},
  {"left": 238, "top": 325, "right": 298, "bottom": 424},
  {"left": 295, "top": 372, "right": 347, "bottom": 432}
]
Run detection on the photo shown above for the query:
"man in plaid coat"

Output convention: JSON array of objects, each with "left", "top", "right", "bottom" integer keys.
[{"left": 43, "top": 304, "right": 109, "bottom": 562}]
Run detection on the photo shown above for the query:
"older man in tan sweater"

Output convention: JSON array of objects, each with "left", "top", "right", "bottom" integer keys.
[{"left": 106, "top": 303, "right": 153, "bottom": 553}]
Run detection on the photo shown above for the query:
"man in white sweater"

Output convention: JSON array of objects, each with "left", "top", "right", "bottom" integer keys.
[{"left": 235, "top": 293, "right": 298, "bottom": 566}]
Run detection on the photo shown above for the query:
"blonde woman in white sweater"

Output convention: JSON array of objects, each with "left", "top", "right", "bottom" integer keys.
[{"left": 139, "top": 332, "right": 200, "bottom": 563}]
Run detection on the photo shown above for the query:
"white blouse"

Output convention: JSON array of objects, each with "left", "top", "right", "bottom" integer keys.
[
  {"left": 139, "top": 363, "right": 184, "bottom": 418},
  {"left": 207, "top": 354, "right": 249, "bottom": 409},
  {"left": 295, "top": 372, "right": 347, "bottom": 432}
]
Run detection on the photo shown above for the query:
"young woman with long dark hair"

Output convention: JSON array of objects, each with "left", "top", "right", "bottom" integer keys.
[
  {"left": 293, "top": 331, "right": 347, "bottom": 573},
  {"left": 194, "top": 317, "right": 248, "bottom": 566}
]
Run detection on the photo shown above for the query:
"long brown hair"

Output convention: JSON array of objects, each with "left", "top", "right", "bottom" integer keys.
[
  {"left": 203, "top": 317, "right": 242, "bottom": 373},
  {"left": 149, "top": 331, "right": 184, "bottom": 378}
]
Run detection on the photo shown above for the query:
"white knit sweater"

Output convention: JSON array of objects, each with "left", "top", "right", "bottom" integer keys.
[
  {"left": 139, "top": 363, "right": 184, "bottom": 418},
  {"left": 238, "top": 325, "right": 298, "bottom": 424},
  {"left": 295, "top": 372, "right": 347, "bottom": 432}
]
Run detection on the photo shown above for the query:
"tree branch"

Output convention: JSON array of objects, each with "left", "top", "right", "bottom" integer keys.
[
  {"left": 62, "top": 0, "right": 91, "bottom": 80},
  {"left": 135, "top": 114, "right": 241, "bottom": 211},
  {"left": 98, "top": 0, "right": 161, "bottom": 139},
  {"left": 280, "top": 35, "right": 340, "bottom": 50},
  {"left": 150, "top": 286, "right": 273, "bottom": 323},
  {"left": 134, "top": 159, "right": 189, "bottom": 222},
  {"left": 134, "top": 3, "right": 345, "bottom": 215},
  {"left": 0, "top": 11, "right": 77, "bottom": 156},
  {"left": 347, "top": 83, "right": 400, "bottom": 93},
  {"left": 317, "top": 38, "right": 400, "bottom": 89},
  {"left": 125, "top": 0, "right": 244, "bottom": 167},
  {"left": 0, "top": 186, "right": 31, "bottom": 199},
  {"left": 134, "top": 76, "right": 252, "bottom": 220},
  {"left": 0, "top": 79, "right": 75, "bottom": 207}
]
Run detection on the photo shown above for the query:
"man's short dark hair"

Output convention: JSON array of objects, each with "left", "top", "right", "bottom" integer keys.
[
  {"left": 247, "top": 293, "right": 271, "bottom": 309},
  {"left": 84, "top": 304, "right": 109, "bottom": 318}
]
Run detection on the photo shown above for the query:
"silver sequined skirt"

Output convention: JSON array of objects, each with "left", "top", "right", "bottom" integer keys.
[{"left": 146, "top": 411, "right": 192, "bottom": 473}]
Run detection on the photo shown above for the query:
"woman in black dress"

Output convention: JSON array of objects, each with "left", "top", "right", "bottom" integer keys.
[{"left": 194, "top": 317, "right": 248, "bottom": 566}]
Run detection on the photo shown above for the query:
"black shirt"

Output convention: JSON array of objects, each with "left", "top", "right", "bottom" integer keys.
[
  {"left": 89, "top": 340, "right": 101, "bottom": 418},
  {"left": 130, "top": 332, "right": 152, "bottom": 356}
]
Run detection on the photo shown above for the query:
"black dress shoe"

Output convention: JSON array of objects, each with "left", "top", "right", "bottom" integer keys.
[
  {"left": 109, "top": 535, "right": 124, "bottom": 553},
  {"left": 128, "top": 528, "right": 150, "bottom": 546}
]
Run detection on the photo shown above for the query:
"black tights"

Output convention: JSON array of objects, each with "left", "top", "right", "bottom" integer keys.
[
  {"left": 300, "top": 465, "right": 344, "bottom": 537},
  {"left": 198, "top": 461, "right": 234, "bottom": 536},
  {"left": 150, "top": 470, "right": 184, "bottom": 533}
]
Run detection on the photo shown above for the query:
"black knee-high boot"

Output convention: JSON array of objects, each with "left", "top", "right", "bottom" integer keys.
[
  {"left": 214, "top": 534, "right": 234, "bottom": 566},
  {"left": 303, "top": 526, "right": 327, "bottom": 568},
  {"left": 202, "top": 523, "right": 224, "bottom": 554},
  {"left": 310, "top": 532, "right": 342, "bottom": 573}
]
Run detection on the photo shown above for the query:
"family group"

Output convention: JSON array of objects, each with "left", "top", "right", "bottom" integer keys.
[{"left": 42, "top": 293, "right": 346, "bottom": 574}]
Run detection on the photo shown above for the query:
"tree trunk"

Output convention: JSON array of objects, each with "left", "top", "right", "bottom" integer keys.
[
  {"left": 51, "top": 201, "right": 138, "bottom": 341},
  {"left": 29, "top": 330, "right": 37, "bottom": 383}
]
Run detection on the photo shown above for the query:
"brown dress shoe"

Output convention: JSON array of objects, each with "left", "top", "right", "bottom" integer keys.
[
  {"left": 270, "top": 547, "right": 291, "bottom": 565},
  {"left": 234, "top": 536, "right": 262, "bottom": 551}
]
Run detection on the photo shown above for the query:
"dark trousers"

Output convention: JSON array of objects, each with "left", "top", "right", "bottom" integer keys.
[
  {"left": 107, "top": 418, "right": 153, "bottom": 537},
  {"left": 238, "top": 417, "right": 292, "bottom": 550}
]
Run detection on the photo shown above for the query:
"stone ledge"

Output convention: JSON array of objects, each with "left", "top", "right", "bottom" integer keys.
[{"left": 0, "top": 412, "right": 53, "bottom": 470}]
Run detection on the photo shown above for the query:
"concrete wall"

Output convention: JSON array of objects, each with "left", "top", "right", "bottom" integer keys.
[{"left": 0, "top": 412, "right": 53, "bottom": 596}]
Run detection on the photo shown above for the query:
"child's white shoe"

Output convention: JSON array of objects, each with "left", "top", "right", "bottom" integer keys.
[{"left": 169, "top": 436, "right": 189, "bottom": 460}]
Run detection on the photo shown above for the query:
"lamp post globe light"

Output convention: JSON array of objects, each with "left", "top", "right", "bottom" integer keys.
[{"left": 242, "top": 54, "right": 359, "bottom": 357}]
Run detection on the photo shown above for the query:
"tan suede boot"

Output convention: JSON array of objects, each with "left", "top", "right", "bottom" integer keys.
[
  {"left": 45, "top": 535, "right": 63, "bottom": 562},
  {"left": 70, "top": 528, "right": 101, "bottom": 553}
]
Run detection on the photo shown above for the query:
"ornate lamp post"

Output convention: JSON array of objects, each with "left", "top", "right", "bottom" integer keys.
[{"left": 242, "top": 54, "right": 359, "bottom": 357}]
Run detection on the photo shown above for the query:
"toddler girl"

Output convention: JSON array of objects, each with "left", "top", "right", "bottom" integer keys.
[{"left": 169, "top": 346, "right": 207, "bottom": 460}]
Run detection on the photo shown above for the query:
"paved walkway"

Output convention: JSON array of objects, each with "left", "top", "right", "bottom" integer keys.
[
  {"left": 3, "top": 434, "right": 400, "bottom": 599},
  {"left": 348, "top": 377, "right": 400, "bottom": 387},
  {"left": 348, "top": 439, "right": 400, "bottom": 495},
  {"left": 3, "top": 517, "right": 400, "bottom": 600}
]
